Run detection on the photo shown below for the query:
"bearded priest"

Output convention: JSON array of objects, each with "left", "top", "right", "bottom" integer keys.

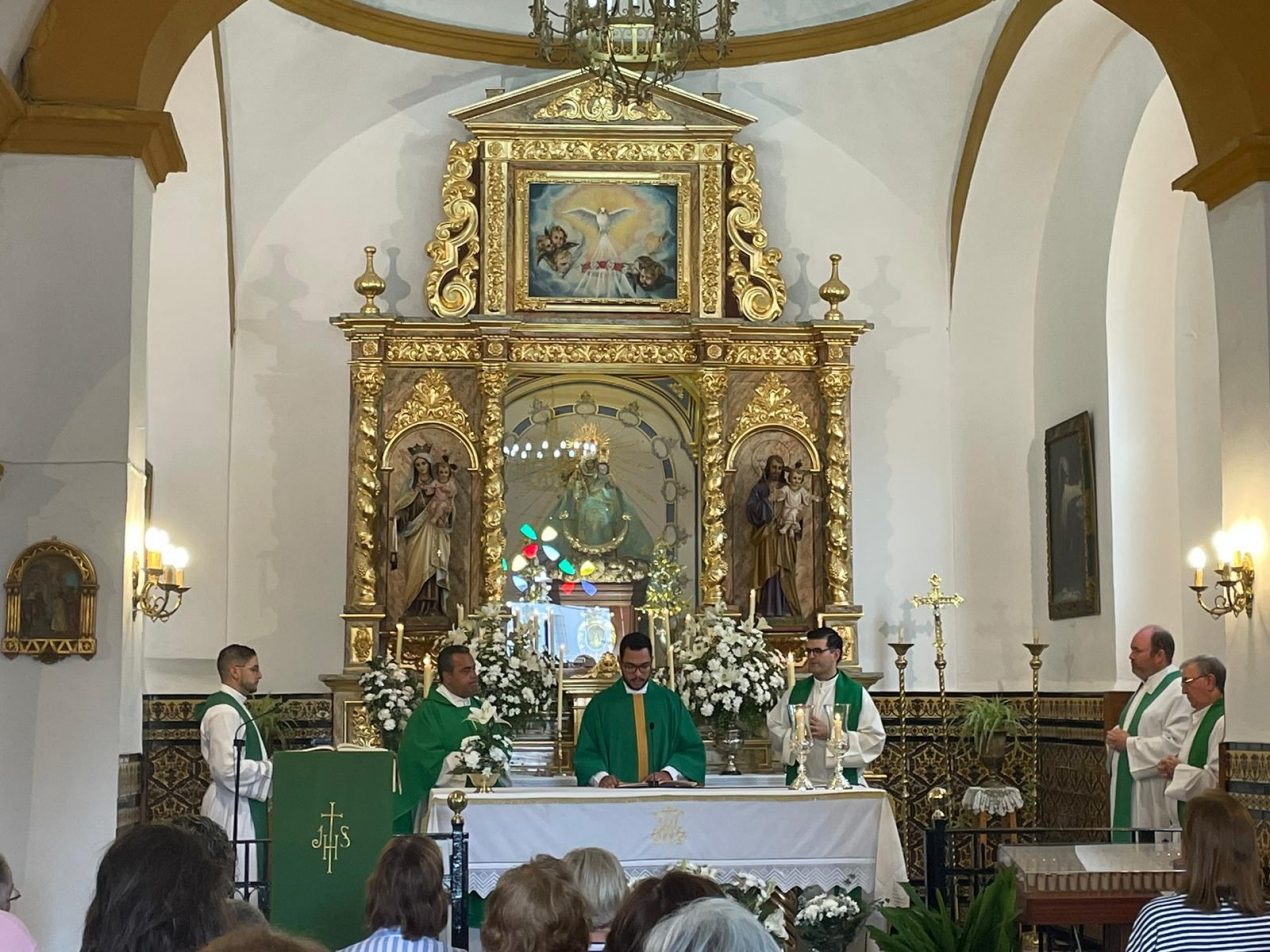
[
  {"left": 767, "top": 627, "right": 886, "bottom": 786},
  {"left": 395, "top": 644, "right": 482, "bottom": 832},
  {"left": 574, "top": 632, "right": 706, "bottom": 787}
]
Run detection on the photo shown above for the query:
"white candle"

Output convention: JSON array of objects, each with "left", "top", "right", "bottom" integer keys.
[
  {"left": 897, "top": 626, "right": 906, "bottom": 645},
  {"left": 395, "top": 622, "right": 405, "bottom": 662},
  {"left": 748, "top": 589, "right": 757, "bottom": 621},
  {"left": 785, "top": 652, "right": 796, "bottom": 690},
  {"left": 817, "top": 613, "right": 825, "bottom": 629},
  {"left": 422, "top": 655, "right": 434, "bottom": 696},
  {"left": 457, "top": 602, "right": 465, "bottom": 624},
  {"left": 557, "top": 646, "right": 566, "bottom": 736},
  {"left": 794, "top": 705, "right": 806, "bottom": 743},
  {"left": 832, "top": 712, "right": 844, "bottom": 743},
  {"left": 1032, "top": 627, "right": 1039, "bottom": 645},
  {"left": 668, "top": 644, "right": 676, "bottom": 693}
]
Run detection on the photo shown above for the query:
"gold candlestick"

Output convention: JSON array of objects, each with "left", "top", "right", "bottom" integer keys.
[
  {"left": 888, "top": 640, "right": 915, "bottom": 866},
  {"left": 911, "top": 574, "right": 963, "bottom": 790},
  {"left": 1024, "top": 642, "right": 1048, "bottom": 827},
  {"left": 788, "top": 705, "right": 815, "bottom": 791}
]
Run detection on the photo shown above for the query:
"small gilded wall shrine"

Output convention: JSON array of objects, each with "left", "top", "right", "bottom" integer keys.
[{"left": 327, "top": 70, "right": 870, "bottom": 744}]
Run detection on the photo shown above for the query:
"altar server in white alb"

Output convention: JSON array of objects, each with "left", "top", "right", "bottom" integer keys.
[
  {"left": 767, "top": 627, "right": 885, "bottom": 786},
  {"left": 1158, "top": 655, "right": 1226, "bottom": 825},
  {"left": 1105, "top": 626, "right": 1192, "bottom": 840},
  {"left": 197, "top": 644, "right": 273, "bottom": 890}
]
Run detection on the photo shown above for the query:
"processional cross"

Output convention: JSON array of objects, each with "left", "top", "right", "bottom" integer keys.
[{"left": 911, "top": 574, "right": 963, "bottom": 788}]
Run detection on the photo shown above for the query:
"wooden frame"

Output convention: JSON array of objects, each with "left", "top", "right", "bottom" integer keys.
[
  {"left": 1044, "top": 411, "right": 1100, "bottom": 619},
  {"left": 513, "top": 169, "right": 692, "bottom": 314},
  {"left": 3, "top": 538, "right": 98, "bottom": 662}
]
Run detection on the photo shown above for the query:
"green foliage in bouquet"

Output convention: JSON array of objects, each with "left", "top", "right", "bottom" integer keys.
[{"left": 869, "top": 868, "right": 1019, "bottom": 952}]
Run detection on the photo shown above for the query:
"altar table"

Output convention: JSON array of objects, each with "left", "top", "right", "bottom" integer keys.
[{"left": 426, "top": 786, "right": 907, "bottom": 902}]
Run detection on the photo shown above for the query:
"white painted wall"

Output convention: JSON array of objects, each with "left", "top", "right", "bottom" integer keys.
[
  {"left": 0, "top": 153, "right": 152, "bottom": 952},
  {"left": 0, "top": 0, "right": 44, "bottom": 83},
  {"left": 144, "top": 35, "right": 236, "bottom": 692}
]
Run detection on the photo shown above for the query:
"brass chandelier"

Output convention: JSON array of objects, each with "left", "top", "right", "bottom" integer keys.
[{"left": 530, "top": 0, "right": 737, "bottom": 103}]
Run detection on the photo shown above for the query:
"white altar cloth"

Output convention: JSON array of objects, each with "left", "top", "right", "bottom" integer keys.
[{"left": 427, "top": 786, "right": 908, "bottom": 901}]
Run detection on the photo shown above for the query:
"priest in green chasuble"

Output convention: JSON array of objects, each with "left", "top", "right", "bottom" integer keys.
[
  {"left": 574, "top": 632, "right": 706, "bottom": 786},
  {"left": 767, "top": 628, "right": 886, "bottom": 786},
  {"left": 395, "top": 644, "right": 482, "bottom": 832},
  {"left": 1159, "top": 654, "right": 1226, "bottom": 825}
]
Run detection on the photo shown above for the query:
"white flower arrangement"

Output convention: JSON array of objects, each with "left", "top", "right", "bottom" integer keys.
[
  {"left": 670, "top": 862, "right": 786, "bottom": 941},
  {"left": 459, "top": 700, "right": 514, "bottom": 775},
  {"left": 357, "top": 654, "right": 422, "bottom": 752},
  {"left": 795, "top": 890, "right": 870, "bottom": 952},
  {"left": 674, "top": 603, "right": 786, "bottom": 733},
  {"left": 446, "top": 603, "right": 557, "bottom": 734}
]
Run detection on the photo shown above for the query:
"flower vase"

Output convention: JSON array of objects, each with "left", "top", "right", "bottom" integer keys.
[
  {"left": 713, "top": 726, "right": 744, "bottom": 775},
  {"left": 467, "top": 769, "right": 498, "bottom": 793}
]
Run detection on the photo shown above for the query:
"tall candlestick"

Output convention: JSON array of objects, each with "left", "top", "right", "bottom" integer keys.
[
  {"left": 395, "top": 622, "right": 404, "bottom": 663},
  {"left": 785, "top": 652, "right": 797, "bottom": 690},
  {"left": 667, "top": 644, "right": 676, "bottom": 693},
  {"left": 421, "top": 655, "right": 434, "bottom": 697}
]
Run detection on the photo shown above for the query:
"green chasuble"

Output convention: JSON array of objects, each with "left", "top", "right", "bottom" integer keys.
[
  {"left": 395, "top": 689, "right": 481, "bottom": 833},
  {"left": 195, "top": 691, "right": 268, "bottom": 879},
  {"left": 1177, "top": 699, "right": 1225, "bottom": 825},
  {"left": 574, "top": 681, "right": 706, "bottom": 785},
  {"left": 785, "top": 672, "right": 864, "bottom": 785}
]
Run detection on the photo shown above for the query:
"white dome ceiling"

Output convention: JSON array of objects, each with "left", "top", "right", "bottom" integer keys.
[{"left": 356, "top": 0, "right": 914, "bottom": 36}]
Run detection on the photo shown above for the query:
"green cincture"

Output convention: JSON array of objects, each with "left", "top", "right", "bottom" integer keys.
[
  {"left": 785, "top": 672, "right": 864, "bottom": 785},
  {"left": 196, "top": 691, "right": 269, "bottom": 877},
  {"left": 1177, "top": 698, "right": 1224, "bottom": 825},
  {"left": 1111, "top": 670, "right": 1181, "bottom": 843}
]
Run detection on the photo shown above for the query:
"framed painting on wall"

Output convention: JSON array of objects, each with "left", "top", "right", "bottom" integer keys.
[
  {"left": 513, "top": 169, "right": 692, "bottom": 314},
  {"left": 1044, "top": 411, "right": 1100, "bottom": 619},
  {"left": 3, "top": 538, "right": 99, "bottom": 662}
]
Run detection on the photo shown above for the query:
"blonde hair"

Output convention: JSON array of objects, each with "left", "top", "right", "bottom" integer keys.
[
  {"left": 482, "top": 857, "right": 589, "bottom": 952},
  {"left": 564, "top": 847, "right": 628, "bottom": 930}
]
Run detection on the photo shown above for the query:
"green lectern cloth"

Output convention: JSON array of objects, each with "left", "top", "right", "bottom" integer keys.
[{"left": 271, "top": 749, "right": 395, "bottom": 950}]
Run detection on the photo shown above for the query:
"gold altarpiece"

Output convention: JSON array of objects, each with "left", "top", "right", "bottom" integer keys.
[{"left": 324, "top": 71, "right": 870, "bottom": 748}]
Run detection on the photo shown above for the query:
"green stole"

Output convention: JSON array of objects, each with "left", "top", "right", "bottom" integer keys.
[
  {"left": 1176, "top": 699, "right": 1224, "bottom": 825},
  {"left": 785, "top": 673, "right": 864, "bottom": 785},
  {"left": 196, "top": 691, "right": 268, "bottom": 877},
  {"left": 1111, "top": 670, "right": 1181, "bottom": 842}
]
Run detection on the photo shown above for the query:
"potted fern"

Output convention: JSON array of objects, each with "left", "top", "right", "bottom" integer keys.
[
  {"left": 870, "top": 868, "right": 1019, "bottom": 952},
  {"left": 956, "top": 696, "right": 1024, "bottom": 781}
]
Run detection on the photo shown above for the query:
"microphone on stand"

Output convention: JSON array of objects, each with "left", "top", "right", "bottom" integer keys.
[{"left": 232, "top": 699, "right": 280, "bottom": 899}]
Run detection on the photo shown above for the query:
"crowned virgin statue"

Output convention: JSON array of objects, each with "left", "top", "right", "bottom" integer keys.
[{"left": 546, "top": 452, "right": 654, "bottom": 564}]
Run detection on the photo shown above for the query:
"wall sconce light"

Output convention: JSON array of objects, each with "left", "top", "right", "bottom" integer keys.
[
  {"left": 132, "top": 527, "right": 190, "bottom": 622},
  {"left": 1187, "top": 521, "right": 1261, "bottom": 619}
]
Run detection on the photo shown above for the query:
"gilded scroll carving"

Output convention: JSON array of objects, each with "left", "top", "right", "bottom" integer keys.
[
  {"left": 534, "top": 81, "right": 673, "bottom": 122},
  {"left": 698, "top": 368, "right": 729, "bottom": 605},
  {"left": 485, "top": 160, "right": 508, "bottom": 314},
  {"left": 425, "top": 140, "right": 480, "bottom": 319},
  {"left": 386, "top": 339, "right": 480, "bottom": 363},
  {"left": 819, "top": 366, "right": 854, "bottom": 605},
  {"left": 725, "top": 143, "right": 786, "bottom": 323},
  {"left": 508, "top": 340, "right": 696, "bottom": 365},
  {"left": 510, "top": 140, "right": 698, "bottom": 163},
  {"left": 727, "top": 342, "right": 817, "bottom": 367},
  {"left": 701, "top": 164, "right": 722, "bottom": 316},
  {"left": 478, "top": 365, "right": 508, "bottom": 603},
  {"left": 350, "top": 364, "right": 384, "bottom": 608},
  {"left": 384, "top": 369, "right": 477, "bottom": 449},
  {"left": 730, "top": 372, "right": 814, "bottom": 447}
]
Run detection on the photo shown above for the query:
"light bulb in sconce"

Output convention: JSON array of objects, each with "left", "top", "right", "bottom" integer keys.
[
  {"left": 144, "top": 527, "right": 170, "bottom": 552},
  {"left": 1212, "top": 530, "right": 1236, "bottom": 567},
  {"left": 170, "top": 547, "right": 190, "bottom": 570},
  {"left": 1232, "top": 520, "right": 1265, "bottom": 561},
  {"left": 1187, "top": 546, "right": 1207, "bottom": 587}
]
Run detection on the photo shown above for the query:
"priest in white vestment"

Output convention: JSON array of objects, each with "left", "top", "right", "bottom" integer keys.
[
  {"left": 198, "top": 644, "right": 273, "bottom": 891},
  {"left": 1159, "top": 654, "right": 1226, "bottom": 825},
  {"left": 767, "top": 627, "right": 885, "bottom": 786},
  {"left": 1105, "top": 626, "right": 1192, "bottom": 839}
]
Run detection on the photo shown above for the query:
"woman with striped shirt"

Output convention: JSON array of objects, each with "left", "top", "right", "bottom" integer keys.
[
  {"left": 1127, "top": 790, "right": 1270, "bottom": 951},
  {"left": 338, "top": 836, "right": 451, "bottom": 952}
]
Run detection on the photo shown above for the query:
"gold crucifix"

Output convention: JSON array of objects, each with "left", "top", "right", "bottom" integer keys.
[{"left": 910, "top": 574, "right": 963, "bottom": 787}]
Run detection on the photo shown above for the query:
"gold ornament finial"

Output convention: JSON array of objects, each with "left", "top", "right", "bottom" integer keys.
[
  {"left": 447, "top": 789, "right": 469, "bottom": 817},
  {"left": 818, "top": 253, "right": 851, "bottom": 321},
  {"left": 354, "top": 245, "right": 386, "bottom": 316}
]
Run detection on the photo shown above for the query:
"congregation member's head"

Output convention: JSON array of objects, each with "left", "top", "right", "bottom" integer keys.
[
  {"left": 199, "top": 927, "right": 327, "bottom": 951},
  {"left": 564, "top": 847, "right": 629, "bottom": 945},
  {"left": 618, "top": 633, "right": 654, "bottom": 692},
  {"left": 643, "top": 897, "right": 781, "bottom": 952},
  {"left": 1128, "top": 626, "right": 1174, "bottom": 681},
  {"left": 483, "top": 856, "right": 589, "bottom": 952},
  {"left": 804, "top": 627, "right": 844, "bottom": 681},
  {"left": 170, "top": 814, "right": 236, "bottom": 897},
  {"left": 1180, "top": 655, "right": 1225, "bottom": 710},
  {"left": 438, "top": 644, "right": 479, "bottom": 699},
  {"left": 362, "top": 835, "right": 448, "bottom": 942},
  {"left": 603, "top": 870, "right": 725, "bottom": 952},
  {"left": 82, "top": 823, "right": 228, "bottom": 952},
  {"left": 0, "top": 852, "right": 16, "bottom": 912},
  {"left": 1181, "top": 791, "right": 1266, "bottom": 915},
  {"left": 217, "top": 644, "right": 263, "bottom": 696}
]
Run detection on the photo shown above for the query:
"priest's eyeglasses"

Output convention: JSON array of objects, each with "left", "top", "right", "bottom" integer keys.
[
  {"left": 806, "top": 647, "right": 837, "bottom": 657},
  {"left": 1181, "top": 674, "right": 1212, "bottom": 685},
  {"left": 5, "top": 885, "right": 19, "bottom": 902},
  {"left": 621, "top": 661, "right": 652, "bottom": 674}
]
